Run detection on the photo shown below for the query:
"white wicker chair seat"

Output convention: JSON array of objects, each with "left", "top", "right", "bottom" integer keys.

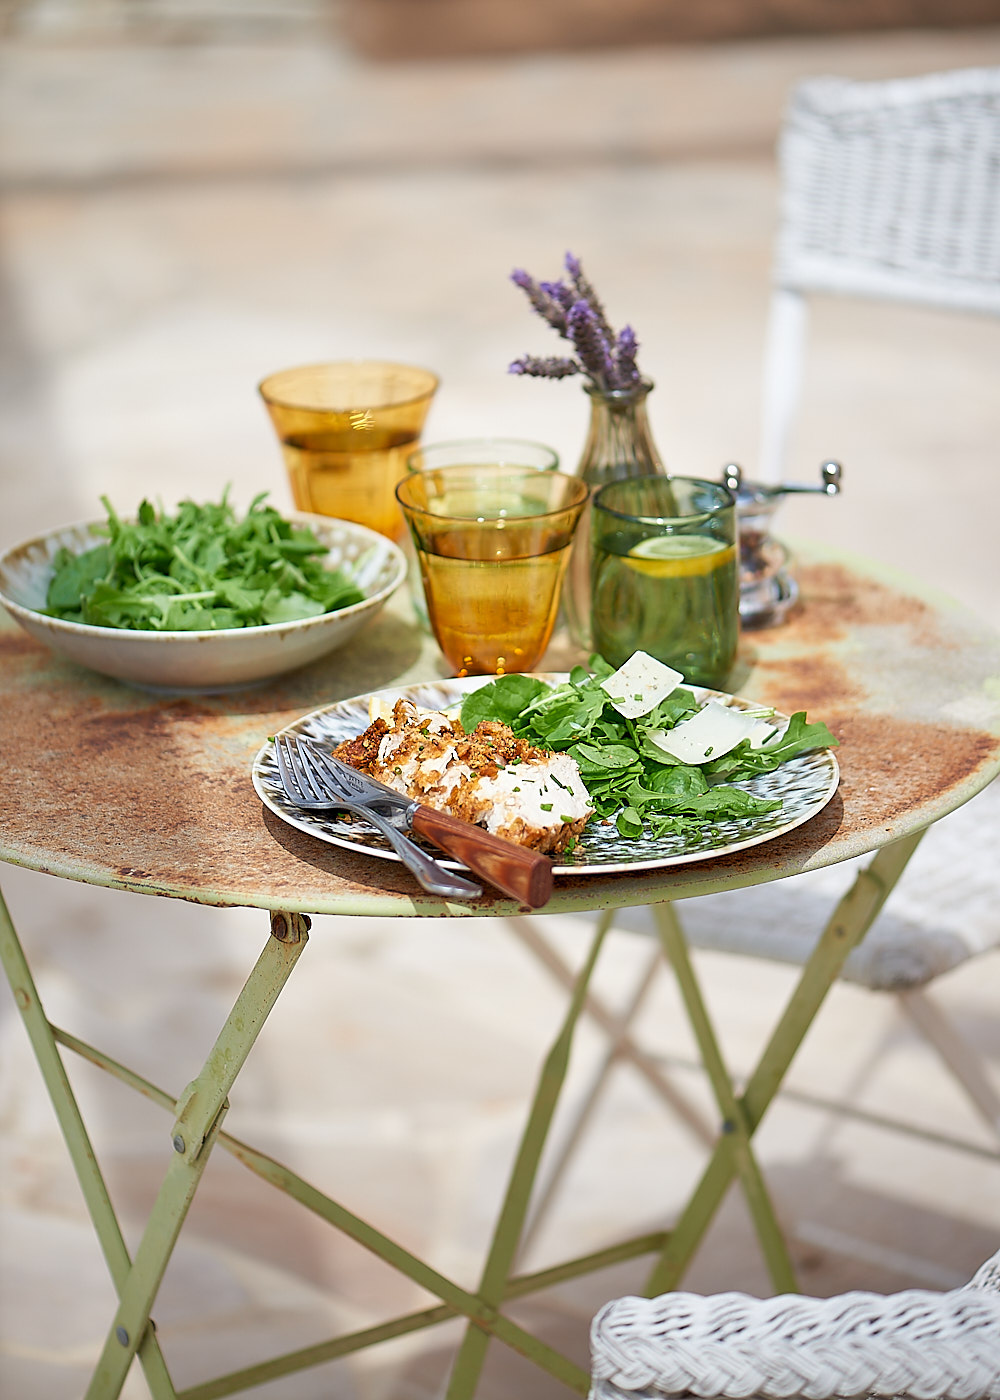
[{"left": 590, "top": 1256, "right": 1000, "bottom": 1400}]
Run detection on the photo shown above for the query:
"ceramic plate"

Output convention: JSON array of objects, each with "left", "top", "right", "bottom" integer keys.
[{"left": 252, "top": 674, "right": 840, "bottom": 875}]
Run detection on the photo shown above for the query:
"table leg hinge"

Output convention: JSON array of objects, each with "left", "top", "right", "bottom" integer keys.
[
  {"left": 171, "top": 1083, "right": 230, "bottom": 1162},
  {"left": 270, "top": 911, "right": 310, "bottom": 944}
]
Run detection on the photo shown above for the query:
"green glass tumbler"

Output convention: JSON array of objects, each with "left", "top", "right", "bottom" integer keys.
[{"left": 590, "top": 475, "right": 739, "bottom": 687}]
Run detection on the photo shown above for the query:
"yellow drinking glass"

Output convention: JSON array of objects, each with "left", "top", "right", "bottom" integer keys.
[
  {"left": 406, "top": 438, "right": 559, "bottom": 475},
  {"left": 404, "top": 439, "right": 560, "bottom": 630},
  {"left": 258, "top": 361, "right": 439, "bottom": 539},
  {"left": 396, "top": 465, "right": 589, "bottom": 677}
]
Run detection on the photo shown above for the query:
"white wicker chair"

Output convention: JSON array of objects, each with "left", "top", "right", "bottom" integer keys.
[
  {"left": 759, "top": 63, "right": 1000, "bottom": 483},
  {"left": 590, "top": 1249, "right": 1000, "bottom": 1400},
  {"left": 511, "top": 64, "right": 1000, "bottom": 1261}
]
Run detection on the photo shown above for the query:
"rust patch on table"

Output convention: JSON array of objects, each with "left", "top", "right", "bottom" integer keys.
[
  {"left": 751, "top": 652, "right": 866, "bottom": 717},
  {"left": 782, "top": 562, "right": 950, "bottom": 649},
  {"left": 0, "top": 629, "right": 42, "bottom": 659},
  {"left": 73, "top": 707, "right": 191, "bottom": 761},
  {"left": 831, "top": 711, "right": 996, "bottom": 831}
]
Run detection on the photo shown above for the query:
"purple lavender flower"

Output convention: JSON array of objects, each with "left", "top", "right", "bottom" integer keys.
[
  {"left": 510, "top": 269, "right": 568, "bottom": 333},
  {"left": 615, "top": 325, "right": 641, "bottom": 386},
  {"left": 508, "top": 355, "right": 580, "bottom": 379},
  {"left": 539, "top": 280, "right": 576, "bottom": 315},
  {"left": 508, "top": 252, "right": 644, "bottom": 392},
  {"left": 566, "top": 300, "right": 616, "bottom": 390},
  {"left": 564, "top": 252, "right": 616, "bottom": 347}
]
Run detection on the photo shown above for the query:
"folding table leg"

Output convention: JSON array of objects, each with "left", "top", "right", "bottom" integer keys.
[
  {"left": 445, "top": 910, "right": 616, "bottom": 1400},
  {"left": 0, "top": 885, "right": 179, "bottom": 1399},
  {"left": 81, "top": 908, "right": 310, "bottom": 1400},
  {"left": 897, "top": 987, "right": 1000, "bottom": 1137},
  {"left": 0, "top": 894, "right": 310, "bottom": 1400},
  {"left": 653, "top": 900, "right": 796, "bottom": 1292},
  {"left": 646, "top": 830, "right": 925, "bottom": 1296},
  {"left": 505, "top": 914, "right": 714, "bottom": 1259}
]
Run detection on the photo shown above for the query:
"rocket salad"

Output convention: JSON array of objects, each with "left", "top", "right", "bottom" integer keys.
[
  {"left": 460, "top": 654, "right": 838, "bottom": 843},
  {"left": 45, "top": 492, "right": 365, "bottom": 632}
]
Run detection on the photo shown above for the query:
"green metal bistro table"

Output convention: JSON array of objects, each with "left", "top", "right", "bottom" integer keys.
[{"left": 1, "top": 541, "right": 999, "bottom": 1400}]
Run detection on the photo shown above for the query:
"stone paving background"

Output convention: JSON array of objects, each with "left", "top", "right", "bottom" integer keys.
[{"left": 2, "top": 7, "right": 1000, "bottom": 1397}]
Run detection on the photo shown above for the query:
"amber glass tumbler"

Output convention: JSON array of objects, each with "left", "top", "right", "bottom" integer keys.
[
  {"left": 396, "top": 465, "right": 588, "bottom": 677},
  {"left": 259, "top": 361, "right": 439, "bottom": 539}
]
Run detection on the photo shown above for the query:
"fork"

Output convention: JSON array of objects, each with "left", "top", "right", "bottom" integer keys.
[{"left": 273, "top": 734, "right": 482, "bottom": 901}]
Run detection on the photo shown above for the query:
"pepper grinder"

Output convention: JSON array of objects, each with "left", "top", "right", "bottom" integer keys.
[{"left": 722, "top": 460, "right": 842, "bottom": 628}]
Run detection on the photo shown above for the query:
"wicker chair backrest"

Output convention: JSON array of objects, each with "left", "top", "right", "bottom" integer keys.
[{"left": 776, "top": 66, "right": 1000, "bottom": 314}]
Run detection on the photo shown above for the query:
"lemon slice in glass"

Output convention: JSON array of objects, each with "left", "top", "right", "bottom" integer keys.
[{"left": 625, "top": 535, "right": 736, "bottom": 579}]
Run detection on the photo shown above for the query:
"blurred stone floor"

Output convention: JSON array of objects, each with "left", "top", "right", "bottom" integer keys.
[{"left": 2, "top": 8, "right": 1000, "bottom": 1398}]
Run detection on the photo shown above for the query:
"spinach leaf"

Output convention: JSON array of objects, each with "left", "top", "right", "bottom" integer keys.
[{"left": 460, "top": 674, "right": 549, "bottom": 732}]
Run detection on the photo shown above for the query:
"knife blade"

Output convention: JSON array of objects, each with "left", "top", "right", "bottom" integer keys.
[{"left": 301, "top": 740, "right": 554, "bottom": 909}]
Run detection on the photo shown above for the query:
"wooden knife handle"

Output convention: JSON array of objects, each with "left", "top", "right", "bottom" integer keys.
[{"left": 410, "top": 806, "right": 554, "bottom": 909}]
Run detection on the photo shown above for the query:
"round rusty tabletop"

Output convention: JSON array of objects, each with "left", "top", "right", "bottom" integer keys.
[{"left": 1, "top": 542, "right": 999, "bottom": 918}]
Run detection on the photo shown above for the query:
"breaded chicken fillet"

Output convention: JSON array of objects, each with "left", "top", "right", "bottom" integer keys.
[{"left": 333, "top": 698, "right": 592, "bottom": 855}]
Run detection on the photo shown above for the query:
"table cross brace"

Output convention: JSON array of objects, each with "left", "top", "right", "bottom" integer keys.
[
  {"left": 40, "top": 1006, "right": 666, "bottom": 1399},
  {"left": 646, "top": 831, "right": 926, "bottom": 1296}
]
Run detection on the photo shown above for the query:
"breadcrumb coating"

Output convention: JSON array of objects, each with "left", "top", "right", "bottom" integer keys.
[{"left": 332, "top": 699, "right": 592, "bottom": 854}]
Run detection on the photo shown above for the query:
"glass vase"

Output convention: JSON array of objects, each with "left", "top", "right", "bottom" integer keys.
[{"left": 563, "top": 378, "right": 670, "bottom": 651}]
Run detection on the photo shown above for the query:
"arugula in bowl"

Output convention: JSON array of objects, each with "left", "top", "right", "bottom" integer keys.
[{"left": 45, "top": 492, "right": 365, "bottom": 632}]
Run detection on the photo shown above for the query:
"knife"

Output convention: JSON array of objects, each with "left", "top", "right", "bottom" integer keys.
[{"left": 301, "top": 740, "right": 554, "bottom": 909}]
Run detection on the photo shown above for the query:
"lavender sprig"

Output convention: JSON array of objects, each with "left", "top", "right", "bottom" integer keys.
[
  {"left": 615, "top": 325, "right": 641, "bottom": 387},
  {"left": 566, "top": 300, "right": 616, "bottom": 388},
  {"left": 509, "top": 252, "right": 643, "bottom": 393},
  {"left": 510, "top": 269, "right": 569, "bottom": 335},
  {"left": 508, "top": 354, "right": 581, "bottom": 379},
  {"left": 564, "top": 252, "right": 617, "bottom": 349}
]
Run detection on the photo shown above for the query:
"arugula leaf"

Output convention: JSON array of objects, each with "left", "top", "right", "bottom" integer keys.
[
  {"left": 44, "top": 492, "right": 366, "bottom": 632},
  {"left": 45, "top": 544, "right": 112, "bottom": 617},
  {"left": 763, "top": 712, "right": 839, "bottom": 760},
  {"left": 571, "top": 742, "right": 641, "bottom": 772},
  {"left": 704, "top": 712, "right": 839, "bottom": 781},
  {"left": 623, "top": 777, "right": 781, "bottom": 819}
]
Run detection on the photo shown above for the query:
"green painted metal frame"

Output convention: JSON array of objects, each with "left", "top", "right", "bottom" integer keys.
[
  {"left": 0, "top": 829, "right": 925, "bottom": 1399},
  {"left": 645, "top": 830, "right": 924, "bottom": 1296}
]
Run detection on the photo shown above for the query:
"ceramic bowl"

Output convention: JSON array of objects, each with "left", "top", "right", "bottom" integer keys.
[{"left": 0, "top": 512, "right": 407, "bottom": 693}]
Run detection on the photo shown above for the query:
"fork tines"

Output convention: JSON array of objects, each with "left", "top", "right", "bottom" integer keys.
[
  {"left": 274, "top": 734, "right": 323, "bottom": 806},
  {"left": 296, "top": 739, "right": 352, "bottom": 797}
]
